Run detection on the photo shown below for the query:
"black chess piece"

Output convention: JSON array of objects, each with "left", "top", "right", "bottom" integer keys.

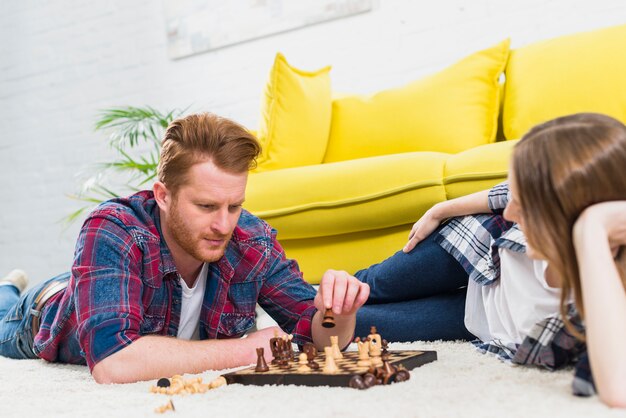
[
  {"left": 322, "top": 308, "right": 336, "bottom": 328},
  {"left": 362, "top": 373, "right": 377, "bottom": 388},
  {"left": 349, "top": 375, "right": 367, "bottom": 390},
  {"left": 304, "top": 343, "right": 319, "bottom": 370},
  {"left": 269, "top": 337, "right": 282, "bottom": 365},
  {"left": 255, "top": 347, "right": 269, "bottom": 372},
  {"left": 395, "top": 368, "right": 410, "bottom": 382}
]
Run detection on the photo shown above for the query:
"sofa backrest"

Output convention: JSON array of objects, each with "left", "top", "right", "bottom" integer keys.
[{"left": 502, "top": 23, "right": 626, "bottom": 140}]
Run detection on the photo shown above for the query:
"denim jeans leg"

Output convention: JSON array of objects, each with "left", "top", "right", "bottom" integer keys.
[
  {"left": 0, "top": 284, "right": 20, "bottom": 320},
  {"left": 354, "top": 225, "right": 468, "bottom": 303},
  {"left": 0, "top": 275, "right": 67, "bottom": 359},
  {"left": 355, "top": 287, "right": 474, "bottom": 342}
]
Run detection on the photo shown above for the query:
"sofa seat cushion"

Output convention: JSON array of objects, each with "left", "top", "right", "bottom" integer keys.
[
  {"left": 246, "top": 141, "right": 515, "bottom": 240},
  {"left": 444, "top": 140, "right": 516, "bottom": 199},
  {"left": 247, "top": 152, "right": 448, "bottom": 239}
]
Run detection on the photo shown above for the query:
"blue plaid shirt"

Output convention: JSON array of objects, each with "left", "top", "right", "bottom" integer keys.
[
  {"left": 34, "top": 191, "right": 317, "bottom": 370},
  {"left": 435, "top": 182, "right": 594, "bottom": 396}
]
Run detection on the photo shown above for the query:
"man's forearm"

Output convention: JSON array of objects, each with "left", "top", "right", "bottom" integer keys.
[
  {"left": 91, "top": 335, "right": 257, "bottom": 384},
  {"left": 311, "top": 310, "right": 355, "bottom": 351}
]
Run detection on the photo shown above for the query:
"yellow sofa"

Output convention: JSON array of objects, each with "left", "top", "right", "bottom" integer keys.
[{"left": 245, "top": 24, "right": 626, "bottom": 284}]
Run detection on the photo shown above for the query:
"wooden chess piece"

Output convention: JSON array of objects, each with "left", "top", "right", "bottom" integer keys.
[
  {"left": 362, "top": 372, "right": 377, "bottom": 388},
  {"left": 303, "top": 342, "right": 317, "bottom": 358},
  {"left": 282, "top": 334, "right": 295, "bottom": 360},
  {"left": 255, "top": 347, "right": 269, "bottom": 372},
  {"left": 381, "top": 352, "right": 397, "bottom": 384},
  {"left": 304, "top": 343, "right": 320, "bottom": 370},
  {"left": 349, "top": 375, "right": 367, "bottom": 390},
  {"left": 356, "top": 337, "right": 371, "bottom": 367},
  {"left": 322, "top": 346, "right": 339, "bottom": 374},
  {"left": 322, "top": 308, "right": 336, "bottom": 328},
  {"left": 368, "top": 326, "right": 382, "bottom": 357},
  {"left": 330, "top": 335, "right": 343, "bottom": 359},
  {"left": 297, "top": 353, "right": 311, "bottom": 373},
  {"left": 269, "top": 336, "right": 282, "bottom": 365},
  {"left": 395, "top": 365, "right": 410, "bottom": 382}
]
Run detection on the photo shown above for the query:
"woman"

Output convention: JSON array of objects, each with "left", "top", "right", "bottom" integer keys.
[
  {"left": 355, "top": 113, "right": 626, "bottom": 405},
  {"left": 510, "top": 112, "right": 626, "bottom": 407},
  {"left": 355, "top": 180, "right": 560, "bottom": 360}
]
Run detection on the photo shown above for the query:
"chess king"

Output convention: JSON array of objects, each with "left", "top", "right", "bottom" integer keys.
[{"left": 0, "top": 113, "right": 370, "bottom": 384}]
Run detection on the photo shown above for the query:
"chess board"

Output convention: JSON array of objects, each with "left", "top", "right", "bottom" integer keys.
[{"left": 222, "top": 350, "right": 437, "bottom": 388}]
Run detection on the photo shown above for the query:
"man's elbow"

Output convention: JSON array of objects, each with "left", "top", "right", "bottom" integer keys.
[
  {"left": 91, "top": 357, "right": 136, "bottom": 384},
  {"left": 92, "top": 362, "right": 115, "bottom": 384}
]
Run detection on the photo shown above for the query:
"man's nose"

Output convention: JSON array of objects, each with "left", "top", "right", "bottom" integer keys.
[{"left": 211, "top": 209, "right": 231, "bottom": 234}]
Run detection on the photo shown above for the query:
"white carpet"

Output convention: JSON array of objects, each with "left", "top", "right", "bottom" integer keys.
[{"left": 0, "top": 341, "right": 623, "bottom": 418}]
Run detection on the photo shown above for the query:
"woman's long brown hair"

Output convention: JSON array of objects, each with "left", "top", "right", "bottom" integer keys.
[{"left": 512, "top": 113, "right": 626, "bottom": 338}]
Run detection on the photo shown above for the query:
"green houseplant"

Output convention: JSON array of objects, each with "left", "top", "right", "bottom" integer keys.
[{"left": 66, "top": 106, "right": 185, "bottom": 224}]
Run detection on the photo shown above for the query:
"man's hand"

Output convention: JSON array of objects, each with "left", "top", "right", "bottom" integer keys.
[
  {"left": 311, "top": 270, "right": 369, "bottom": 350},
  {"left": 246, "top": 326, "right": 285, "bottom": 361},
  {"left": 314, "top": 269, "right": 370, "bottom": 316}
]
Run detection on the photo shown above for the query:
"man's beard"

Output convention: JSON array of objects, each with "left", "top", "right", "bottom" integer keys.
[{"left": 167, "top": 203, "right": 230, "bottom": 263}]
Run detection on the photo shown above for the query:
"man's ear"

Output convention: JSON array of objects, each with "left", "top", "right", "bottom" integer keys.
[{"left": 153, "top": 181, "right": 170, "bottom": 211}]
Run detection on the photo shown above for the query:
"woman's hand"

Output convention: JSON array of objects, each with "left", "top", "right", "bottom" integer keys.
[
  {"left": 573, "top": 201, "right": 626, "bottom": 255},
  {"left": 403, "top": 204, "right": 445, "bottom": 253}
]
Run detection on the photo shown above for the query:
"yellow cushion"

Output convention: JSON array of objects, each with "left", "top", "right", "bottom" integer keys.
[
  {"left": 322, "top": 39, "right": 510, "bottom": 163},
  {"left": 247, "top": 152, "right": 449, "bottom": 239},
  {"left": 246, "top": 140, "right": 512, "bottom": 240},
  {"left": 503, "top": 24, "right": 626, "bottom": 140},
  {"left": 443, "top": 140, "right": 516, "bottom": 199},
  {"left": 255, "top": 53, "right": 332, "bottom": 171}
]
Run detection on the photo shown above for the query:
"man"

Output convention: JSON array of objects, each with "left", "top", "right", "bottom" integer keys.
[{"left": 0, "top": 113, "right": 370, "bottom": 383}]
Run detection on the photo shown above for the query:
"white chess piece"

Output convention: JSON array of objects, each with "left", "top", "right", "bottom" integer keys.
[
  {"left": 323, "top": 346, "right": 339, "bottom": 374},
  {"left": 330, "top": 335, "right": 343, "bottom": 359}
]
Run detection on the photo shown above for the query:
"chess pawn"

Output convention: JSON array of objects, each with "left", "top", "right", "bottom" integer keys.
[
  {"left": 255, "top": 347, "right": 269, "bottom": 372},
  {"left": 323, "top": 346, "right": 339, "bottom": 374},
  {"left": 282, "top": 334, "right": 295, "bottom": 360},
  {"left": 330, "top": 335, "right": 343, "bottom": 359},
  {"left": 296, "top": 353, "right": 311, "bottom": 373}
]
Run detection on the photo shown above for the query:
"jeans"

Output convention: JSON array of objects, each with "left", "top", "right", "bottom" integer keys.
[
  {"left": 0, "top": 273, "right": 69, "bottom": 359},
  {"left": 354, "top": 225, "right": 475, "bottom": 342}
]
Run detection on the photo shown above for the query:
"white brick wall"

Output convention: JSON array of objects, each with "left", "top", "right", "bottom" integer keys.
[{"left": 1, "top": 0, "right": 624, "bottom": 286}]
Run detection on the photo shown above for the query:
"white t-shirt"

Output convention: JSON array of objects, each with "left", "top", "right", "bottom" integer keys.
[
  {"left": 177, "top": 263, "right": 208, "bottom": 340},
  {"left": 464, "top": 248, "right": 560, "bottom": 347}
]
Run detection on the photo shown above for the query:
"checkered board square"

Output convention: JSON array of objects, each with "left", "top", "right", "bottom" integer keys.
[{"left": 222, "top": 350, "right": 437, "bottom": 387}]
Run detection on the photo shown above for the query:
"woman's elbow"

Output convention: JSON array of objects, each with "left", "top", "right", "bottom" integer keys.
[{"left": 599, "top": 384, "right": 626, "bottom": 408}]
